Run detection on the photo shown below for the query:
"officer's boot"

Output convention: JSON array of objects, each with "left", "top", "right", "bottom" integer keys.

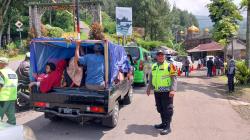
[
  {"left": 154, "top": 113, "right": 165, "bottom": 129},
  {"left": 160, "top": 109, "right": 173, "bottom": 135},
  {"left": 160, "top": 122, "right": 171, "bottom": 135}
]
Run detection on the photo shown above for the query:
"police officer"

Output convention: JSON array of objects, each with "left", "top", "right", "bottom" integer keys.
[
  {"left": 146, "top": 50, "right": 177, "bottom": 135},
  {"left": 0, "top": 57, "right": 18, "bottom": 125},
  {"left": 226, "top": 55, "right": 235, "bottom": 93}
]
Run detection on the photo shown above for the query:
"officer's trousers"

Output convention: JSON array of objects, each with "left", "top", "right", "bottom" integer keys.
[
  {"left": 0, "top": 101, "right": 16, "bottom": 125},
  {"left": 227, "top": 74, "right": 235, "bottom": 92},
  {"left": 154, "top": 92, "right": 174, "bottom": 128}
]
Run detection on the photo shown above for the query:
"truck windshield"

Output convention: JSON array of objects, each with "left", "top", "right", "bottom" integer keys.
[{"left": 125, "top": 47, "right": 140, "bottom": 60}]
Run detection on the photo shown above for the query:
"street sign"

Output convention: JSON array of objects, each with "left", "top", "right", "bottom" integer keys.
[
  {"left": 15, "top": 21, "right": 23, "bottom": 28},
  {"left": 16, "top": 28, "right": 23, "bottom": 32}
]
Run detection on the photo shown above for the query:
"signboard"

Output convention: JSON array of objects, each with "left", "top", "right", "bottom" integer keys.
[
  {"left": 15, "top": 21, "right": 23, "bottom": 28},
  {"left": 16, "top": 28, "right": 23, "bottom": 32},
  {"left": 116, "top": 7, "right": 132, "bottom": 36}
]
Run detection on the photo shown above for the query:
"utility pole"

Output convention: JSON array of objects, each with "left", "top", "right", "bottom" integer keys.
[{"left": 76, "top": 0, "right": 80, "bottom": 40}]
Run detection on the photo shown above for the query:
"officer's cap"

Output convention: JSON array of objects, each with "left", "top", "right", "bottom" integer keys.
[
  {"left": 0, "top": 57, "right": 9, "bottom": 64},
  {"left": 156, "top": 50, "right": 165, "bottom": 55}
]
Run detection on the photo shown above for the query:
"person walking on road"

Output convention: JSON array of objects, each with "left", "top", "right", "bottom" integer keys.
[
  {"left": 214, "top": 57, "right": 222, "bottom": 76},
  {"left": 146, "top": 50, "right": 177, "bottom": 135},
  {"left": 226, "top": 55, "right": 236, "bottom": 93},
  {"left": 183, "top": 57, "right": 190, "bottom": 77},
  {"left": 0, "top": 57, "right": 18, "bottom": 125},
  {"left": 206, "top": 57, "right": 214, "bottom": 77}
]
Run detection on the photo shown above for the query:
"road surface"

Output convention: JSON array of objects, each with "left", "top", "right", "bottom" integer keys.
[{"left": 13, "top": 70, "right": 250, "bottom": 140}]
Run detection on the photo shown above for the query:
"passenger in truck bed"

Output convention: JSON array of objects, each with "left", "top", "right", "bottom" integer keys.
[
  {"left": 29, "top": 60, "right": 67, "bottom": 93},
  {"left": 75, "top": 43, "right": 105, "bottom": 90},
  {"left": 33, "top": 62, "right": 56, "bottom": 82},
  {"left": 61, "top": 57, "right": 84, "bottom": 88}
]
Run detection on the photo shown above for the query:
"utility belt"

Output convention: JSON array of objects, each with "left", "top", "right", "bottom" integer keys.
[{"left": 153, "top": 86, "right": 171, "bottom": 93}]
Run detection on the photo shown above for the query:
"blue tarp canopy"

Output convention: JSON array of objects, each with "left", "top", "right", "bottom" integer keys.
[{"left": 29, "top": 38, "right": 129, "bottom": 85}]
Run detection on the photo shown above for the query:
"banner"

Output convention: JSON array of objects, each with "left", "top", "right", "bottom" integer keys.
[{"left": 116, "top": 7, "right": 132, "bottom": 36}]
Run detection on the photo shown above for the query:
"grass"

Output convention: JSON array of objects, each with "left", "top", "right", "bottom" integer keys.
[
  {"left": 80, "top": 33, "right": 88, "bottom": 40},
  {"left": 212, "top": 75, "right": 250, "bottom": 102},
  {"left": 9, "top": 54, "right": 25, "bottom": 61}
]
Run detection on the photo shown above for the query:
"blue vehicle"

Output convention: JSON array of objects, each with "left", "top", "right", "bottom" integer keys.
[{"left": 30, "top": 38, "right": 133, "bottom": 128}]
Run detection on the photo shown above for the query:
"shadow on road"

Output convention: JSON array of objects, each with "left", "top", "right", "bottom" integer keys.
[
  {"left": 177, "top": 79, "right": 228, "bottom": 100},
  {"left": 132, "top": 86, "right": 147, "bottom": 95},
  {"left": 125, "top": 124, "right": 159, "bottom": 137},
  {"left": 24, "top": 115, "right": 113, "bottom": 140}
]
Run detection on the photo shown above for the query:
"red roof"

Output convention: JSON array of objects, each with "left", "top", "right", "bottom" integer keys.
[{"left": 187, "top": 42, "right": 224, "bottom": 53}]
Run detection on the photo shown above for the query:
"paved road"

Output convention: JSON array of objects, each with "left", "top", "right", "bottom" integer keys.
[
  {"left": 8, "top": 60, "right": 21, "bottom": 71},
  {"left": 14, "top": 70, "right": 250, "bottom": 140}
]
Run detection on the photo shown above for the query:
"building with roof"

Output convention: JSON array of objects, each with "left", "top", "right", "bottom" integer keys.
[
  {"left": 187, "top": 42, "right": 224, "bottom": 59},
  {"left": 184, "top": 26, "right": 212, "bottom": 50},
  {"left": 226, "top": 39, "right": 246, "bottom": 60}
]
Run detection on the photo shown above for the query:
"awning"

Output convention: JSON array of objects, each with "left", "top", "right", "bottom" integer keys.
[{"left": 187, "top": 42, "right": 223, "bottom": 53}]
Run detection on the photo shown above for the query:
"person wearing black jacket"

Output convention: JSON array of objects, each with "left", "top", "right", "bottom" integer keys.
[
  {"left": 16, "top": 52, "right": 30, "bottom": 84},
  {"left": 206, "top": 57, "right": 214, "bottom": 77}
]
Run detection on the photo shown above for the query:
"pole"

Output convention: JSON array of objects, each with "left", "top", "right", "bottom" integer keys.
[
  {"left": 19, "top": 30, "right": 22, "bottom": 48},
  {"left": 76, "top": 0, "right": 80, "bottom": 40},
  {"left": 73, "top": 0, "right": 76, "bottom": 32},
  {"left": 122, "top": 35, "right": 125, "bottom": 46},
  {"left": 232, "top": 38, "right": 235, "bottom": 59}
]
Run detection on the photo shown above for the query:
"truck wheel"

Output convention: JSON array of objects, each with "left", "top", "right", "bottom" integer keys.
[
  {"left": 44, "top": 112, "right": 61, "bottom": 122},
  {"left": 102, "top": 102, "right": 119, "bottom": 128},
  {"left": 123, "top": 87, "right": 133, "bottom": 105}
]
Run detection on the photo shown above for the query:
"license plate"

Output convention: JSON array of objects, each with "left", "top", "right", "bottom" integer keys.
[{"left": 62, "top": 108, "right": 72, "bottom": 114}]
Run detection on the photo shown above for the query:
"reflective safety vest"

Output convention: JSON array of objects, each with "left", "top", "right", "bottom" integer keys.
[
  {"left": 0, "top": 68, "right": 18, "bottom": 101},
  {"left": 152, "top": 61, "right": 171, "bottom": 92}
]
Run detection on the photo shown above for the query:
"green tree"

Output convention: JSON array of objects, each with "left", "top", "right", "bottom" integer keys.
[
  {"left": 207, "top": 0, "right": 243, "bottom": 45},
  {"left": 42, "top": 11, "right": 74, "bottom": 32},
  {"left": 0, "top": 0, "right": 12, "bottom": 48},
  {"left": 241, "top": 0, "right": 250, "bottom": 68}
]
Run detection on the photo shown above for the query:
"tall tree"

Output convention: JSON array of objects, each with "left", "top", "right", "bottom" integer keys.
[
  {"left": 207, "top": 0, "right": 243, "bottom": 45},
  {"left": 0, "top": 0, "right": 12, "bottom": 48},
  {"left": 241, "top": 0, "right": 250, "bottom": 67}
]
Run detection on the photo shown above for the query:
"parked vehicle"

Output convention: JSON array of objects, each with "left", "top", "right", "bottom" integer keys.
[
  {"left": 30, "top": 38, "right": 133, "bottom": 128},
  {"left": 124, "top": 46, "right": 151, "bottom": 86},
  {"left": 170, "top": 56, "right": 183, "bottom": 70}
]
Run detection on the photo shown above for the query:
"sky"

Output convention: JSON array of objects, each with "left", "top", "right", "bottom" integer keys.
[{"left": 169, "top": 0, "right": 246, "bottom": 17}]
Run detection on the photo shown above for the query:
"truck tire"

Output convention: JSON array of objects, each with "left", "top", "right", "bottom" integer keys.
[
  {"left": 44, "top": 112, "right": 61, "bottom": 122},
  {"left": 123, "top": 87, "right": 133, "bottom": 105},
  {"left": 102, "top": 102, "right": 119, "bottom": 128}
]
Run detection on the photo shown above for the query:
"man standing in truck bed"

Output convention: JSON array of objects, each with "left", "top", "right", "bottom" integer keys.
[{"left": 75, "top": 43, "right": 105, "bottom": 90}]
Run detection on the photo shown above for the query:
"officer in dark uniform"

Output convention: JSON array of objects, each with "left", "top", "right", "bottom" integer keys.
[
  {"left": 146, "top": 50, "right": 177, "bottom": 135},
  {"left": 226, "top": 55, "right": 235, "bottom": 93}
]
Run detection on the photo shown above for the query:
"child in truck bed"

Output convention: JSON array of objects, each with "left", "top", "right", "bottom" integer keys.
[
  {"left": 33, "top": 62, "right": 56, "bottom": 82},
  {"left": 29, "top": 60, "right": 66, "bottom": 93}
]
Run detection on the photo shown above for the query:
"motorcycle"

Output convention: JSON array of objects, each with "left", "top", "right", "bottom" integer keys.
[{"left": 16, "top": 80, "right": 30, "bottom": 111}]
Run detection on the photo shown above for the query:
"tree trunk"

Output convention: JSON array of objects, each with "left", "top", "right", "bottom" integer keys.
[
  {"left": 0, "top": 0, "right": 12, "bottom": 48},
  {"left": 246, "top": 3, "right": 250, "bottom": 68},
  {"left": 0, "top": 30, "right": 3, "bottom": 49},
  {"left": 7, "top": 21, "right": 10, "bottom": 44}
]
